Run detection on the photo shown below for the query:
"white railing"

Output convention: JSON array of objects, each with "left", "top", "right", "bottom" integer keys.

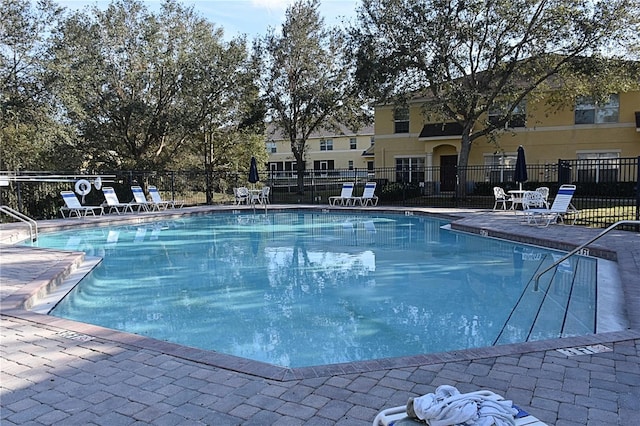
[
  {"left": 0, "top": 205, "right": 38, "bottom": 242},
  {"left": 534, "top": 220, "right": 640, "bottom": 291}
]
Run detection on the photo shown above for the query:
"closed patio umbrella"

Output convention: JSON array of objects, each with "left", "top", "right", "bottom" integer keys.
[
  {"left": 514, "top": 145, "right": 528, "bottom": 190},
  {"left": 248, "top": 157, "right": 259, "bottom": 184}
]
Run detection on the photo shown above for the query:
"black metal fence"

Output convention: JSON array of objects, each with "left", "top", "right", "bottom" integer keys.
[{"left": 1, "top": 157, "right": 638, "bottom": 228}]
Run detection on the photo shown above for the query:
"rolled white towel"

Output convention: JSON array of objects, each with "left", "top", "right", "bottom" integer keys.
[{"left": 410, "top": 385, "right": 518, "bottom": 426}]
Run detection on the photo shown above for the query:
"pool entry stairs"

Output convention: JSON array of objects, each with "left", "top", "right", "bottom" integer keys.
[{"left": 493, "top": 253, "right": 596, "bottom": 346}]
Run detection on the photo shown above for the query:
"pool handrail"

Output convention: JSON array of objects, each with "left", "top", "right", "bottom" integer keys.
[
  {"left": 533, "top": 220, "right": 640, "bottom": 291},
  {"left": 0, "top": 205, "right": 38, "bottom": 242}
]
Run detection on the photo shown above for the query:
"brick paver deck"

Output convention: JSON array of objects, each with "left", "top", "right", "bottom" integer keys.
[{"left": 2, "top": 206, "right": 639, "bottom": 425}]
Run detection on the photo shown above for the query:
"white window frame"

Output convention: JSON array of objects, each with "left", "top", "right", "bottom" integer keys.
[
  {"left": 483, "top": 153, "right": 517, "bottom": 182},
  {"left": 575, "top": 94, "right": 619, "bottom": 124},
  {"left": 349, "top": 137, "right": 357, "bottom": 149},
  {"left": 394, "top": 107, "right": 410, "bottom": 133},
  {"left": 488, "top": 101, "right": 526, "bottom": 128},
  {"left": 576, "top": 151, "right": 620, "bottom": 182},
  {"left": 320, "top": 138, "right": 333, "bottom": 151},
  {"left": 395, "top": 157, "right": 425, "bottom": 183}
]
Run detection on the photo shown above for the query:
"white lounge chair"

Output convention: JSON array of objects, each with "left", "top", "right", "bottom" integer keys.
[
  {"left": 493, "top": 186, "right": 511, "bottom": 210},
  {"left": 148, "top": 186, "right": 183, "bottom": 209},
  {"left": 524, "top": 184, "right": 579, "bottom": 226},
  {"left": 101, "top": 187, "right": 143, "bottom": 214},
  {"left": 355, "top": 182, "right": 379, "bottom": 206},
  {"left": 131, "top": 186, "right": 158, "bottom": 212},
  {"left": 60, "top": 191, "right": 104, "bottom": 218},
  {"left": 329, "top": 182, "right": 355, "bottom": 206}
]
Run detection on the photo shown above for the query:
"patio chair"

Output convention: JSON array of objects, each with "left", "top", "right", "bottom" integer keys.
[
  {"left": 101, "top": 187, "right": 144, "bottom": 214},
  {"left": 60, "top": 191, "right": 104, "bottom": 218},
  {"left": 250, "top": 186, "right": 270, "bottom": 205},
  {"left": 493, "top": 186, "right": 511, "bottom": 210},
  {"left": 354, "top": 182, "right": 379, "bottom": 206},
  {"left": 522, "top": 190, "right": 547, "bottom": 210},
  {"left": 234, "top": 187, "right": 250, "bottom": 205},
  {"left": 131, "top": 186, "right": 158, "bottom": 212},
  {"left": 535, "top": 186, "right": 550, "bottom": 207},
  {"left": 523, "top": 184, "right": 579, "bottom": 227},
  {"left": 373, "top": 385, "right": 548, "bottom": 426},
  {"left": 329, "top": 182, "right": 355, "bottom": 206},
  {"left": 148, "top": 185, "right": 183, "bottom": 209}
]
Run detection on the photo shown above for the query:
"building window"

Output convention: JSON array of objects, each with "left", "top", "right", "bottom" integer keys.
[
  {"left": 266, "top": 141, "right": 277, "bottom": 153},
  {"left": 488, "top": 101, "right": 526, "bottom": 128},
  {"left": 577, "top": 152, "right": 620, "bottom": 182},
  {"left": 320, "top": 138, "right": 333, "bottom": 151},
  {"left": 370, "top": 136, "right": 375, "bottom": 146},
  {"left": 575, "top": 94, "right": 619, "bottom": 124},
  {"left": 348, "top": 160, "right": 353, "bottom": 170},
  {"left": 484, "top": 153, "right": 517, "bottom": 183},
  {"left": 395, "top": 157, "right": 424, "bottom": 183},
  {"left": 394, "top": 107, "right": 409, "bottom": 133},
  {"left": 367, "top": 161, "right": 374, "bottom": 171},
  {"left": 349, "top": 137, "right": 357, "bottom": 149}
]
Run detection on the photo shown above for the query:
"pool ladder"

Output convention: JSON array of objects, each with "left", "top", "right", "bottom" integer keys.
[
  {"left": 0, "top": 205, "right": 38, "bottom": 242},
  {"left": 534, "top": 220, "right": 639, "bottom": 291}
]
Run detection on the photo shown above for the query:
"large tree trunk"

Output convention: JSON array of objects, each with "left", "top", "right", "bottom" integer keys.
[
  {"left": 457, "top": 128, "right": 473, "bottom": 198},
  {"left": 294, "top": 150, "right": 305, "bottom": 194}
]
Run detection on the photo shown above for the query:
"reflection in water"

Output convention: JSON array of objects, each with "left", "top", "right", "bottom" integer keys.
[{"left": 38, "top": 212, "right": 597, "bottom": 367}]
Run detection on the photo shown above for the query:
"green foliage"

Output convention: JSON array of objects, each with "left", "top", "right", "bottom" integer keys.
[
  {"left": 0, "top": 0, "right": 75, "bottom": 170},
  {"left": 379, "top": 182, "right": 421, "bottom": 201},
  {"left": 350, "top": 0, "right": 640, "bottom": 184},
  {"left": 1, "top": 0, "right": 266, "bottom": 175},
  {"left": 49, "top": 0, "right": 260, "bottom": 171},
  {"left": 256, "top": 0, "right": 371, "bottom": 193}
]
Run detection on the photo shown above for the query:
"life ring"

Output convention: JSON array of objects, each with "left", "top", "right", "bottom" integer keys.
[
  {"left": 93, "top": 176, "right": 102, "bottom": 190},
  {"left": 75, "top": 179, "right": 91, "bottom": 196}
]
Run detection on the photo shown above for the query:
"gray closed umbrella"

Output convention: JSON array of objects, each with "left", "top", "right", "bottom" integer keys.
[
  {"left": 248, "top": 157, "right": 259, "bottom": 184},
  {"left": 514, "top": 146, "right": 528, "bottom": 190}
]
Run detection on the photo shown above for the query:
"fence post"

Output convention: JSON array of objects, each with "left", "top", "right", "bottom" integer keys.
[
  {"left": 170, "top": 171, "right": 175, "bottom": 202},
  {"left": 17, "top": 180, "right": 23, "bottom": 213},
  {"left": 636, "top": 156, "right": 640, "bottom": 222}
]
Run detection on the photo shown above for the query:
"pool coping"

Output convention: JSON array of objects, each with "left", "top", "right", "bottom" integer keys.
[{"left": 2, "top": 205, "right": 639, "bottom": 381}]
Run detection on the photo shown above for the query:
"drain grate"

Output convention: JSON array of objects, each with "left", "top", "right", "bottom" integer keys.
[
  {"left": 556, "top": 344, "right": 612, "bottom": 356},
  {"left": 55, "top": 330, "right": 94, "bottom": 342}
]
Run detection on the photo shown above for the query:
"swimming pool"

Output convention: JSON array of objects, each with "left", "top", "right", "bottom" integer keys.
[{"left": 35, "top": 211, "right": 597, "bottom": 368}]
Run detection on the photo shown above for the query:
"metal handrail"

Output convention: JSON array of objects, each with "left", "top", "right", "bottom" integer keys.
[
  {"left": 0, "top": 205, "right": 38, "bottom": 242},
  {"left": 534, "top": 220, "right": 640, "bottom": 291}
]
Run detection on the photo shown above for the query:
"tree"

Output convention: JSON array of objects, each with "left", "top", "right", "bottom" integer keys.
[
  {"left": 256, "top": 0, "right": 370, "bottom": 194},
  {"left": 0, "top": 0, "right": 77, "bottom": 170},
  {"left": 51, "top": 0, "right": 260, "bottom": 172},
  {"left": 351, "top": 0, "right": 640, "bottom": 195}
]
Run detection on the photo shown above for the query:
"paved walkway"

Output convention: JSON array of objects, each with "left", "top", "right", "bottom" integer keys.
[{"left": 1, "top": 206, "right": 639, "bottom": 425}]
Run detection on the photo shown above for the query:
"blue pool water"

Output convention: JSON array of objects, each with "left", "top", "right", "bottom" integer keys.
[{"left": 35, "top": 212, "right": 597, "bottom": 368}]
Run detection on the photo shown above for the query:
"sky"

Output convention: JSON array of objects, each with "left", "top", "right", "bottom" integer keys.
[{"left": 56, "top": 0, "right": 361, "bottom": 40}]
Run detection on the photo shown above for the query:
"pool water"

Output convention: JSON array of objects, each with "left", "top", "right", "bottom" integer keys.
[{"left": 36, "top": 212, "right": 597, "bottom": 368}]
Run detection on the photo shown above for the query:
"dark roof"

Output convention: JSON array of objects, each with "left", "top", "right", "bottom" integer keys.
[
  {"left": 361, "top": 145, "right": 375, "bottom": 156},
  {"left": 419, "top": 122, "right": 463, "bottom": 138}
]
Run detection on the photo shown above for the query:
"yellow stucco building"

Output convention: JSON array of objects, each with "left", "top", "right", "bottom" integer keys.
[
  {"left": 373, "top": 90, "right": 640, "bottom": 190},
  {"left": 266, "top": 90, "right": 639, "bottom": 191},
  {"left": 266, "top": 125, "right": 375, "bottom": 177}
]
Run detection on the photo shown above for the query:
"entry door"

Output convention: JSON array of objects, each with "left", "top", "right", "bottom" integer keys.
[{"left": 440, "top": 155, "right": 458, "bottom": 191}]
